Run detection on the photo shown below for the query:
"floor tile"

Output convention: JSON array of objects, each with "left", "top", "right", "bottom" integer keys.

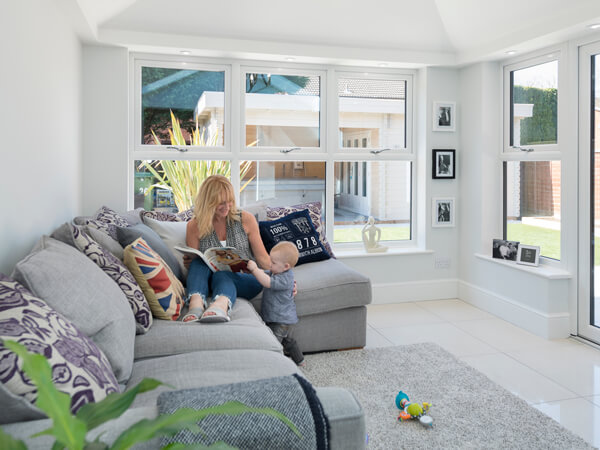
[
  {"left": 417, "top": 299, "right": 494, "bottom": 322},
  {"left": 460, "top": 353, "right": 578, "bottom": 404},
  {"left": 367, "top": 303, "right": 445, "bottom": 328},
  {"left": 533, "top": 398, "right": 600, "bottom": 448},
  {"left": 365, "top": 326, "right": 394, "bottom": 348},
  {"left": 377, "top": 322, "right": 497, "bottom": 357}
]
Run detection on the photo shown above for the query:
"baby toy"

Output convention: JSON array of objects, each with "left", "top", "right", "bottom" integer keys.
[{"left": 395, "top": 391, "right": 433, "bottom": 428}]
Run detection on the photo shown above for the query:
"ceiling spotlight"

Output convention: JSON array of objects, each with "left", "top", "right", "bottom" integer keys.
[
  {"left": 588, "top": 23, "right": 600, "bottom": 30},
  {"left": 506, "top": 50, "right": 517, "bottom": 55},
  {"left": 378, "top": 63, "right": 388, "bottom": 67},
  {"left": 285, "top": 57, "right": 295, "bottom": 61},
  {"left": 180, "top": 50, "right": 191, "bottom": 55}
]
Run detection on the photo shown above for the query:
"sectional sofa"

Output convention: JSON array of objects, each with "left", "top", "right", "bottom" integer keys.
[{"left": 0, "top": 205, "right": 372, "bottom": 448}]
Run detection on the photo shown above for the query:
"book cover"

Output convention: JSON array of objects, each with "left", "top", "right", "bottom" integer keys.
[{"left": 173, "top": 245, "right": 248, "bottom": 273}]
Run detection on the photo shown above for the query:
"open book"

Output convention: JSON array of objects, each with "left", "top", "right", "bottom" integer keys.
[{"left": 173, "top": 245, "right": 248, "bottom": 273}]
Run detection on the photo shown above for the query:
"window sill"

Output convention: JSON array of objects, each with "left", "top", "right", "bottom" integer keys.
[
  {"left": 474, "top": 253, "right": 571, "bottom": 279},
  {"left": 334, "top": 247, "right": 434, "bottom": 259}
]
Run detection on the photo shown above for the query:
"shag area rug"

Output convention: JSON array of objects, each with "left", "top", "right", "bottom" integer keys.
[{"left": 302, "top": 343, "right": 593, "bottom": 450}]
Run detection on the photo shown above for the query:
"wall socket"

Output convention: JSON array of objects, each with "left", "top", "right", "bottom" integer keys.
[{"left": 434, "top": 257, "right": 451, "bottom": 269}]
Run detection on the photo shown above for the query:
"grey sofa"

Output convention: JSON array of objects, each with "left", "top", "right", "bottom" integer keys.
[{"left": 0, "top": 206, "right": 371, "bottom": 449}]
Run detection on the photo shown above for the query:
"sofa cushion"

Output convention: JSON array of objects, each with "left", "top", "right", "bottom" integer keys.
[
  {"left": 266, "top": 201, "right": 335, "bottom": 258},
  {"left": 12, "top": 236, "right": 136, "bottom": 383},
  {"left": 142, "top": 216, "right": 188, "bottom": 278},
  {"left": 252, "top": 258, "right": 371, "bottom": 317},
  {"left": 76, "top": 206, "right": 131, "bottom": 241},
  {"left": 51, "top": 223, "right": 152, "bottom": 335},
  {"left": 117, "top": 223, "right": 182, "bottom": 281},
  {"left": 259, "top": 209, "right": 330, "bottom": 266},
  {"left": 123, "top": 237, "right": 185, "bottom": 321},
  {"left": 128, "top": 349, "right": 300, "bottom": 408},
  {"left": 84, "top": 225, "right": 124, "bottom": 260},
  {"left": 134, "top": 300, "right": 281, "bottom": 360},
  {"left": 141, "top": 208, "right": 194, "bottom": 222},
  {"left": 0, "top": 274, "right": 119, "bottom": 424}
]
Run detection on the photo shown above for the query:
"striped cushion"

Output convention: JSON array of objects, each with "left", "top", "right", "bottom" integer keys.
[{"left": 123, "top": 238, "right": 184, "bottom": 321}]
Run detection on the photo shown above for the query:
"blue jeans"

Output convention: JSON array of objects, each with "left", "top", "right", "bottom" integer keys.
[{"left": 186, "top": 258, "right": 262, "bottom": 306}]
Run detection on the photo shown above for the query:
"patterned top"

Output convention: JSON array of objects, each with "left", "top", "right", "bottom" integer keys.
[{"left": 197, "top": 211, "right": 254, "bottom": 261}]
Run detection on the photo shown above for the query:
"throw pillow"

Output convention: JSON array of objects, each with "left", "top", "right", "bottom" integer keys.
[
  {"left": 78, "top": 206, "right": 131, "bottom": 241},
  {"left": 141, "top": 208, "right": 194, "bottom": 222},
  {"left": 12, "top": 236, "right": 136, "bottom": 384},
  {"left": 84, "top": 225, "right": 124, "bottom": 261},
  {"left": 0, "top": 274, "right": 119, "bottom": 424},
  {"left": 142, "top": 216, "right": 188, "bottom": 279},
  {"left": 51, "top": 223, "right": 152, "bottom": 335},
  {"left": 266, "top": 201, "right": 335, "bottom": 258},
  {"left": 117, "top": 224, "right": 183, "bottom": 282},
  {"left": 259, "top": 209, "right": 331, "bottom": 266},
  {"left": 123, "top": 237, "right": 185, "bottom": 321}
]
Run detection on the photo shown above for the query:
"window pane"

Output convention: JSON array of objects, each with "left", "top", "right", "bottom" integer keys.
[
  {"left": 334, "top": 161, "right": 411, "bottom": 243},
  {"left": 141, "top": 67, "right": 225, "bottom": 146},
  {"left": 133, "top": 160, "right": 231, "bottom": 212},
  {"left": 505, "top": 160, "right": 561, "bottom": 259},
  {"left": 339, "top": 78, "right": 406, "bottom": 149},
  {"left": 245, "top": 74, "right": 320, "bottom": 148},
  {"left": 239, "top": 161, "right": 325, "bottom": 209},
  {"left": 511, "top": 60, "right": 558, "bottom": 147}
]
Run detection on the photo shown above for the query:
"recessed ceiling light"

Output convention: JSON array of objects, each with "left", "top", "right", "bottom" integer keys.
[
  {"left": 506, "top": 50, "right": 517, "bottom": 55},
  {"left": 378, "top": 63, "right": 388, "bottom": 67},
  {"left": 180, "top": 50, "right": 191, "bottom": 55},
  {"left": 285, "top": 57, "right": 295, "bottom": 61},
  {"left": 588, "top": 23, "right": 600, "bottom": 30}
]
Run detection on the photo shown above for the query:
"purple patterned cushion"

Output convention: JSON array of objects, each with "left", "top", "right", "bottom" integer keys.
[
  {"left": 84, "top": 206, "right": 131, "bottom": 240},
  {"left": 266, "top": 202, "right": 335, "bottom": 258},
  {"left": 71, "top": 225, "right": 152, "bottom": 334},
  {"left": 0, "top": 274, "right": 119, "bottom": 417},
  {"left": 141, "top": 208, "right": 194, "bottom": 222}
]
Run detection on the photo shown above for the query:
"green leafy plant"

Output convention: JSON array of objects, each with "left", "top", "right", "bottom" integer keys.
[
  {"left": 0, "top": 340, "right": 299, "bottom": 450},
  {"left": 140, "top": 110, "right": 255, "bottom": 211}
]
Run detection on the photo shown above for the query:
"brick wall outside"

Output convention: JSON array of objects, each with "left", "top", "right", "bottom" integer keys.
[{"left": 520, "top": 161, "right": 561, "bottom": 218}]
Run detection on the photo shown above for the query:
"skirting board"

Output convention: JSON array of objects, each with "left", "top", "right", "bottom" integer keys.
[
  {"left": 458, "top": 280, "right": 571, "bottom": 339},
  {"left": 371, "top": 278, "right": 459, "bottom": 304}
]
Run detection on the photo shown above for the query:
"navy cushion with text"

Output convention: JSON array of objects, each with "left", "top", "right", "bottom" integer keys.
[{"left": 259, "top": 209, "right": 331, "bottom": 266}]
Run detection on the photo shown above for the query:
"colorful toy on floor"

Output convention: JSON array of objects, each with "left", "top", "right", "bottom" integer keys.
[{"left": 395, "top": 391, "right": 433, "bottom": 428}]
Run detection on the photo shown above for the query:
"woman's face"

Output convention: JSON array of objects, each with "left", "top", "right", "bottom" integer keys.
[{"left": 214, "top": 194, "right": 233, "bottom": 219}]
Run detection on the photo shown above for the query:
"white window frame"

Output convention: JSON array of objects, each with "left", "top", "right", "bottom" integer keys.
[
  {"left": 129, "top": 54, "right": 417, "bottom": 251},
  {"left": 501, "top": 46, "right": 566, "bottom": 267}
]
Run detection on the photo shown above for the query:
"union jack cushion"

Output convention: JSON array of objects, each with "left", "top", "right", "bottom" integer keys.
[{"left": 123, "top": 237, "right": 184, "bottom": 321}]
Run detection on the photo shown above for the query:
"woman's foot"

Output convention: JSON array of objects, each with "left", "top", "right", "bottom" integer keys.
[
  {"left": 182, "top": 294, "right": 205, "bottom": 323},
  {"left": 200, "top": 296, "right": 231, "bottom": 323}
]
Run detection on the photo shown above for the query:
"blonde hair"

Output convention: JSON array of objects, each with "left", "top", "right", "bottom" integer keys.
[
  {"left": 271, "top": 241, "right": 299, "bottom": 268},
  {"left": 193, "top": 175, "right": 239, "bottom": 238}
]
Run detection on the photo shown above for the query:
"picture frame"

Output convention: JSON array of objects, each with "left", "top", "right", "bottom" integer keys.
[
  {"left": 492, "top": 239, "right": 520, "bottom": 261},
  {"left": 432, "top": 149, "right": 456, "bottom": 179},
  {"left": 516, "top": 244, "right": 540, "bottom": 266},
  {"left": 432, "top": 197, "right": 455, "bottom": 227},
  {"left": 433, "top": 101, "right": 456, "bottom": 132}
]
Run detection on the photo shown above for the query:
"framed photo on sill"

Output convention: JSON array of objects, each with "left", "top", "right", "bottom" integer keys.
[
  {"left": 432, "top": 197, "right": 455, "bottom": 227},
  {"left": 492, "top": 239, "right": 519, "bottom": 261},
  {"left": 516, "top": 244, "right": 540, "bottom": 266},
  {"left": 433, "top": 101, "right": 456, "bottom": 132},
  {"left": 432, "top": 149, "right": 455, "bottom": 179}
]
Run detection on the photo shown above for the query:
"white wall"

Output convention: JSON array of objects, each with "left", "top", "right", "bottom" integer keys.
[{"left": 0, "top": 1, "right": 82, "bottom": 274}]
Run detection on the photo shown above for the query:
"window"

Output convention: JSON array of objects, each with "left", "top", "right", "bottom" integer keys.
[{"left": 503, "top": 52, "right": 562, "bottom": 261}]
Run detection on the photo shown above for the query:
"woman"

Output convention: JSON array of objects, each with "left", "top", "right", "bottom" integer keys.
[{"left": 182, "top": 175, "right": 270, "bottom": 323}]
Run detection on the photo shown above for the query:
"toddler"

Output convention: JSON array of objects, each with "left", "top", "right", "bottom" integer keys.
[{"left": 247, "top": 241, "right": 304, "bottom": 366}]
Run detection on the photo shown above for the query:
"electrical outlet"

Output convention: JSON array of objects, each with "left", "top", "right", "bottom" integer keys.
[{"left": 435, "top": 257, "right": 450, "bottom": 269}]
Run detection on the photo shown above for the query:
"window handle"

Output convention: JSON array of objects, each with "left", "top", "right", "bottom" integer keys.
[
  {"left": 370, "top": 148, "right": 391, "bottom": 155},
  {"left": 167, "top": 146, "right": 188, "bottom": 153},
  {"left": 512, "top": 146, "right": 534, "bottom": 153},
  {"left": 280, "top": 147, "right": 301, "bottom": 154}
]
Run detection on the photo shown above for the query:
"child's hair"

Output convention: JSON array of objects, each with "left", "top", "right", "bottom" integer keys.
[{"left": 271, "top": 241, "right": 299, "bottom": 268}]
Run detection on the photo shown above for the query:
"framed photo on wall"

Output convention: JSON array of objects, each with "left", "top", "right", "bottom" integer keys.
[
  {"left": 432, "top": 197, "right": 455, "bottom": 227},
  {"left": 516, "top": 244, "right": 540, "bottom": 266},
  {"left": 432, "top": 149, "right": 456, "bottom": 179},
  {"left": 433, "top": 101, "right": 456, "bottom": 132}
]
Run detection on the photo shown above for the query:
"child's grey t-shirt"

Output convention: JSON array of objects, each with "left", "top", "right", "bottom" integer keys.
[{"left": 260, "top": 269, "right": 297, "bottom": 325}]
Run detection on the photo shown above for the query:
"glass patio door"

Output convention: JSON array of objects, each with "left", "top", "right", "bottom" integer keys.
[{"left": 578, "top": 41, "right": 600, "bottom": 344}]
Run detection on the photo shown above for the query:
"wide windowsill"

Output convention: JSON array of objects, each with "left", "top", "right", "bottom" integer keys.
[
  {"left": 334, "top": 246, "right": 434, "bottom": 259},
  {"left": 474, "top": 253, "right": 571, "bottom": 279}
]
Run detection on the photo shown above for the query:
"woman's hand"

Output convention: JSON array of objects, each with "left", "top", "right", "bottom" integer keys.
[{"left": 182, "top": 253, "right": 195, "bottom": 269}]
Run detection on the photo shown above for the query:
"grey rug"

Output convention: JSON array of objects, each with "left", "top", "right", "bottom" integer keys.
[{"left": 302, "top": 343, "right": 594, "bottom": 450}]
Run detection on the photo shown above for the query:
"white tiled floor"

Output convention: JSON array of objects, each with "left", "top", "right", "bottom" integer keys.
[{"left": 367, "top": 299, "right": 600, "bottom": 448}]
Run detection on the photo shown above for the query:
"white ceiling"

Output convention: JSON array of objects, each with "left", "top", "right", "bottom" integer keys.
[{"left": 69, "top": 0, "right": 600, "bottom": 67}]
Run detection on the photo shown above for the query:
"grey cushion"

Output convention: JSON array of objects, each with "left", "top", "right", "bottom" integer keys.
[
  {"left": 11, "top": 236, "right": 136, "bottom": 383},
  {"left": 252, "top": 258, "right": 372, "bottom": 316},
  {"left": 315, "top": 387, "right": 366, "bottom": 450},
  {"left": 128, "top": 349, "right": 300, "bottom": 408},
  {"left": 134, "top": 300, "right": 281, "bottom": 360},
  {"left": 0, "top": 382, "right": 45, "bottom": 425},
  {"left": 117, "top": 224, "right": 182, "bottom": 281},
  {"left": 141, "top": 217, "right": 188, "bottom": 278},
  {"left": 85, "top": 226, "right": 124, "bottom": 260}
]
